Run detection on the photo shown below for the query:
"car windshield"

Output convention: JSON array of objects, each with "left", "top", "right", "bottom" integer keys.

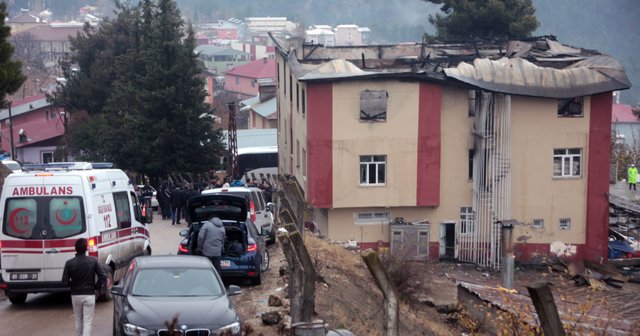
[{"left": 131, "top": 268, "right": 222, "bottom": 297}]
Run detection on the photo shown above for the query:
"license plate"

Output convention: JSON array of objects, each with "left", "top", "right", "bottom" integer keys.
[
  {"left": 221, "top": 260, "right": 231, "bottom": 268},
  {"left": 10, "top": 272, "right": 38, "bottom": 281}
]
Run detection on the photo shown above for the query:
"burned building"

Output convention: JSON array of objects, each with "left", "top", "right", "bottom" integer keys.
[{"left": 272, "top": 35, "right": 631, "bottom": 266}]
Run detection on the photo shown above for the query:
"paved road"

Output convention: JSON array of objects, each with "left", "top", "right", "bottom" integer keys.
[{"left": 0, "top": 214, "right": 186, "bottom": 336}]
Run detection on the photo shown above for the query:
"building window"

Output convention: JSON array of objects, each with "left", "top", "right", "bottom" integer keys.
[
  {"left": 532, "top": 218, "right": 544, "bottom": 229},
  {"left": 460, "top": 207, "right": 475, "bottom": 234},
  {"left": 277, "top": 62, "right": 280, "bottom": 85},
  {"left": 302, "top": 88, "right": 306, "bottom": 116},
  {"left": 360, "top": 90, "right": 387, "bottom": 121},
  {"left": 553, "top": 148, "right": 581, "bottom": 177},
  {"left": 469, "top": 90, "right": 480, "bottom": 117},
  {"left": 558, "top": 97, "right": 584, "bottom": 117},
  {"left": 354, "top": 211, "right": 390, "bottom": 225},
  {"left": 559, "top": 218, "right": 571, "bottom": 230},
  {"left": 251, "top": 80, "right": 255, "bottom": 88},
  {"left": 302, "top": 148, "right": 307, "bottom": 177},
  {"left": 468, "top": 149, "right": 474, "bottom": 180},
  {"left": 235, "top": 76, "right": 240, "bottom": 85},
  {"left": 296, "top": 83, "right": 299, "bottom": 111},
  {"left": 289, "top": 75, "right": 293, "bottom": 103},
  {"left": 296, "top": 140, "right": 300, "bottom": 168},
  {"left": 360, "top": 155, "right": 386, "bottom": 186},
  {"left": 283, "top": 66, "right": 287, "bottom": 96}
]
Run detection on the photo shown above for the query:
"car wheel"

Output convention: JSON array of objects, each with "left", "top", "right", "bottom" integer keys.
[
  {"left": 98, "top": 267, "right": 114, "bottom": 302},
  {"left": 8, "top": 293, "right": 27, "bottom": 305},
  {"left": 260, "top": 249, "right": 270, "bottom": 272}
]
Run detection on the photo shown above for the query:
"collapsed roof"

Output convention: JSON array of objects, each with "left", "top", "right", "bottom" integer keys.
[{"left": 271, "top": 35, "right": 631, "bottom": 99}]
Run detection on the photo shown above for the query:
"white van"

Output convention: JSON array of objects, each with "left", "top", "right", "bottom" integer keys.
[{"left": 0, "top": 162, "right": 151, "bottom": 304}]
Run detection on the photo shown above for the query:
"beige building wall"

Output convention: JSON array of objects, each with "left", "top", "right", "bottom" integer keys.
[
  {"left": 331, "top": 80, "right": 420, "bottom": 208},
  {"left": 276, "top": 54, "right": 308, "bottom": 190},
  {"left": 510, "top": 96, "right": 590, "bottom": 245},
  {"left": 327, "top": 85, "right": 476, "bottom": 244}
]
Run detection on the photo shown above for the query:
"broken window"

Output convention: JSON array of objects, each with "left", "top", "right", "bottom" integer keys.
[
  {"left": 557, "top": 97, "right": 584, "bottom": 117},
  {"left": 553, "top": 148, "right": 581, "bottom": 178},
  {"left": 360, "top": 90, "right": 388, "bottom": 121}
]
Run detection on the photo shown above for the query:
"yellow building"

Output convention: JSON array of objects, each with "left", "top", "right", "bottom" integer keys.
[{"left": 272, "top": 36, "right": 630, "bottom": 266}]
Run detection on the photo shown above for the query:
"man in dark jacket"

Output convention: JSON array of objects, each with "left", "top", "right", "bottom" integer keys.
[
  {"left": 196, "top": 217, "right": 226, "bottom": 275},
  {"left": 62, "top": 238, "right": 107, "bottom": 336},
  {"left": 170, "top": 185, "right": 183, "bottom": 225}
]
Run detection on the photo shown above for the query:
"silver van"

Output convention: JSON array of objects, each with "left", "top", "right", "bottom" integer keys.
[{"left": 202, "top": 187, "right": 276, "bottom": 244}]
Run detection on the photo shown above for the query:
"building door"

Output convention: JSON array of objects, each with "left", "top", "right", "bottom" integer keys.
[{"left": 439, "top": 222, "right": 456, "bottom": 259}]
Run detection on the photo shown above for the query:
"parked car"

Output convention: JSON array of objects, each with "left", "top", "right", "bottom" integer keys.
[
  {"left": 178, "top": 193, "right": 270, "bottom": 285},
  {"left": 136, "top": 184, "right": 158, "bottom": 211},
  {"left": 203, "top": 187, "right": 276, "bottom": 244},
  {"left": 111, "top": 255, "right": 242, "bottom": 336},
  {"left": 609, "top": 228, "right": 640, "bottom": 258}
]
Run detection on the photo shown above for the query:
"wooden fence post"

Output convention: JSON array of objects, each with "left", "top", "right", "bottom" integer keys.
[
  {"left": 288, "top": 230, "right": 317, "bottom": 321},
  {"left": 361, "top": 249, "right": 399, "bottom": 336},
  {"left": 526, "top": 281, "right": 566, "bottom": 336},
  {"left": 278, "top": 231, "right": 304, "bottom": 323}
]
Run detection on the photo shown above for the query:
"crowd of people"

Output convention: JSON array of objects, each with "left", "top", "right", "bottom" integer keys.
[{"left": 148, "top": 175, "right": 274, "bottom": 225}]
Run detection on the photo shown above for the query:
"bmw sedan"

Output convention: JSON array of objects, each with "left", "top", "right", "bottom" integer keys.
[{"left": 111, "top": 255, "right": 242, "bottom": 336}]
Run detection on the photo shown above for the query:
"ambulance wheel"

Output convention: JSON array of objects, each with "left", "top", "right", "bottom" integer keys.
[
  {"left": 98, "top": 267, "right": 114, "bottom": 302},
  {"left": 8, "top": 293, "right": 27, "bottom": 304}
]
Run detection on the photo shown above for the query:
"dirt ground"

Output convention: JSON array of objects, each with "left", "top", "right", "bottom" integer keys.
[{"left": 232, "top": 234, "right": 465, "bottom": 336}]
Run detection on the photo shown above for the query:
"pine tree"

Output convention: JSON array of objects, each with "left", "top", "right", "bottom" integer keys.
[
  {"left": 0, "top": 2, "right": 26, "bottom": 107},
  {"left": 57, "top": 0, "right": 224, "bottom": 179},
  {"left": 424, "top": 0, "right": 539, "bottom": 39}
]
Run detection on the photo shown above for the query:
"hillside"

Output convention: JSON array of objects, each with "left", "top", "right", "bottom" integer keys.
[{"left": 234, "top": 234, "right": 462, "bottom": 335}]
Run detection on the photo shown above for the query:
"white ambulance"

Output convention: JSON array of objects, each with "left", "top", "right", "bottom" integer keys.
[{"left": 0, "top": 162, "right": 152, "bottom": 304}]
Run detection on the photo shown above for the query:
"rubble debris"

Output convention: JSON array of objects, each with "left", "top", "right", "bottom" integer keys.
[
  {"left": 261, "top": 311, "right": 283, "bottom": 325},
  {"left": 268, "top": 294, "right": 284, "bottom": 307}
]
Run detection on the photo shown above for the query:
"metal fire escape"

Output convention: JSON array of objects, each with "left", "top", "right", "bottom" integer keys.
[
  {"left": 227, "top": 101, "right": 239, "bottom": 178},
  {"left": 458, "top": 92, "right": 512, "bottom": 269}
]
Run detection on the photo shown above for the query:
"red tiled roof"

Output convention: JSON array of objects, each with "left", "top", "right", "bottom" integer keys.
[
  {"left": 612, "top": 104, "right": 638, "bottom": 123},
  {"left": 19, "top": 25, "right": 84, "bottom": 41},
  {"left": 225, "top": 58, "right": 275, "bottom": 79}
]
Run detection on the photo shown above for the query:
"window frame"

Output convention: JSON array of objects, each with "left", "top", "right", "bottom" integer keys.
[
  {"left": 532, "top": 218, "right": 544, "bottom": 229},
  {"left": 354, "top": 211, "right": 390, "bottom": 225},
  {"left": 553, "top": 148, "right": 582, "bottom": 178},
  {"left": 359, "top": 155, "right": 387, "bottom": 186},
  {"left": 460, "top": 207, "right": 475, "bottom": 234},
  {"left": 559, "top": 218, "right": 571, "bottom": 230}
]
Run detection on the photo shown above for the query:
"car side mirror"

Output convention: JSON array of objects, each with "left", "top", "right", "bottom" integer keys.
[
  {"left": 227, "top": 284, "right": 242, "bottom": 296},
  {"left": 266, "top": 202, "right": 274, "bottom": 213},
  {"left": 179, "top": 229, "right": 189, "bottom": 237},
  {"left": 111, "top": 286, "right": 125, "bottom": 296}
]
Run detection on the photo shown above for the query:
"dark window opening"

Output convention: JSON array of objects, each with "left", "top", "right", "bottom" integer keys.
[
  {"left": 558, "top": 97, "right": 584, "bottom": 117},
  {"left": 360, "top": 90, "right": 388, "bottom": 121}
]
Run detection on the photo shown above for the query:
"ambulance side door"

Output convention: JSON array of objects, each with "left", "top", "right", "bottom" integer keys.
[
  {"left": 129, "top": 191, "right": 147, "bottom": 255},
  {"left": 112, "top": 191, "right": 133, "bottom": 266}
]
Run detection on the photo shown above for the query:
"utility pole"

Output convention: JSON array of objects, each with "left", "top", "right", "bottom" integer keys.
[
  {"left": 227, "top": 101, "right": 239, "bottom": 179},
  {"left": 8, "top": 102, "right": 15, "bottom": 160}
]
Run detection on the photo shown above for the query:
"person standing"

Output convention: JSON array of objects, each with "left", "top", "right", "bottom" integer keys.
[
  {"left": 170, "top": 185, "right": 183, "bottom": 225},
  {"left": 62, "top": 238, "right": 107, "bottom": 336},
  {"left": 196, "top": 217, "right": 226, "bottom": 275},
  {"left": 628, "top": 164, "right": 638, "bottom": 190}
]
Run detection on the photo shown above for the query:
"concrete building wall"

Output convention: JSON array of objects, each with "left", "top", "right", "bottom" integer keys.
[{"left": 510, "top": 96, "right": 590, "bottom": 245}]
